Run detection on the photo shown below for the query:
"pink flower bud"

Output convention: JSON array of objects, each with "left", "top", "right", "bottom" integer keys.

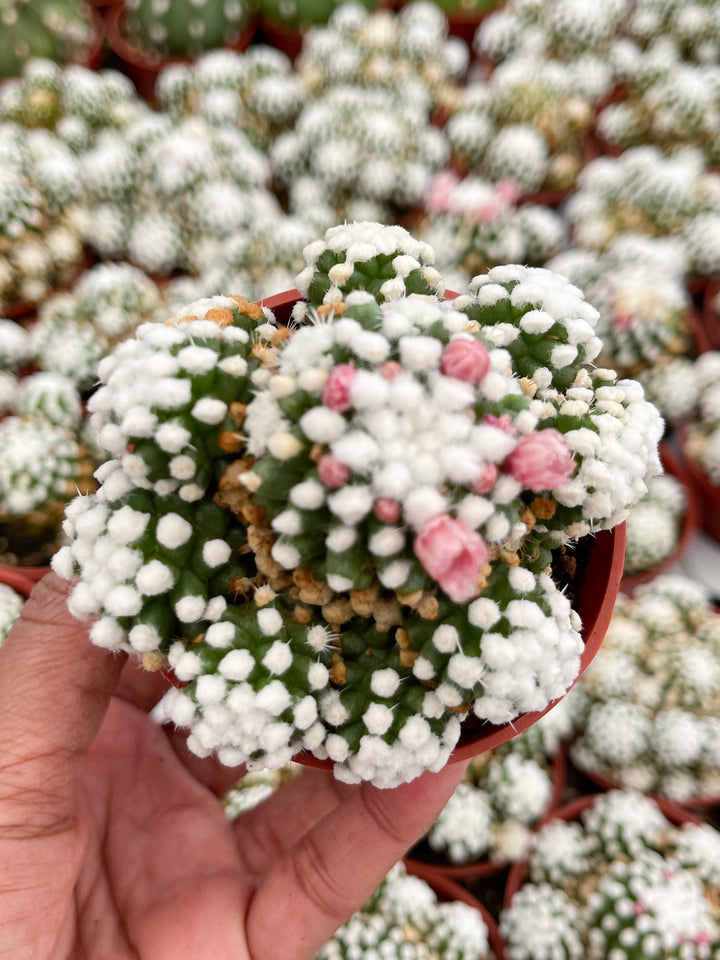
[
  {"left": 475, "top": 201, "right": 501, "bottom": 224},
  {"left": 440, "top": 338, "right": 491, "bottom": 384},
  {"left": 495, "top": 179, "right": 521, "bottom": 204},
  {"left": 614, "top": 312, "right": 634, "bottom": 331},
  {"left": 482, "top": 413, "right": 515, "bottom": 433},
  {"left": 318, "top": 453, "right": 350, "bottom": 488},
  {"left": 322, "top": 362, "right": 356, "bottom": 412},
  {"left": 378, "top": 361, "right": 403, "bottom": 379},
  {"left": 414, "top": 514, "right": 488, "bottom": 604},
  {"left": 504, "top": 429, "right": 575, "bottom": 492},
  {"left": 470, "top": 462, "right": 498, "bottom": 495},
  {"left": 373, "top": 498, "right": 401, "bottom": 523},
  {"left": 425, "top": 170, "right": 459, "bottom": 213}
]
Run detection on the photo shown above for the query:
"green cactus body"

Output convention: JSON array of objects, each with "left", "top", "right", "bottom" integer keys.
[
  {"left": 122, "top": 0, "right": 253, "bottom": 58},
  {"left": 0, "top": 0, "right": 94, "bottom": 78}
]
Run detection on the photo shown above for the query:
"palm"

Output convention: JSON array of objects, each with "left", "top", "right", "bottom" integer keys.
[{"left": 0, "top": 575, "right": 468, "bottom": 960}]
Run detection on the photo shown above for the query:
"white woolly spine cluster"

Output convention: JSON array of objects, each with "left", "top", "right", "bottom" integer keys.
[
  {"left": 570, "top": 575, "right": 720, "bottom": 801},
  {"left": 624, "top": 472, "right": 686, "bottom": 576},
  {"left": 685, "top": 352, "right": 720, "bottom": 486},
  {"left": 0, "top": 416, "right": 82, "bottom": 517},
  {"left": 315, "top": 862, "right": 491, "bottom": 960},
  {"left": 500, "top": 883, "right": 584, "bottom": 960}
]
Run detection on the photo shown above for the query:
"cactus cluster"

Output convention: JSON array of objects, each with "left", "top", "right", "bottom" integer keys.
[
  {"left": 682, "top": 352, "right": 720, "bottom": 488},
  {"left": 419, "top": 171, "right": 566, "bottom": 289},
  {"left": 0, "top": 0, "right": 95, "bottom": 79},
  {"left": 0, "top": 582, "right": 24, "bottom": 646},
  {"left": 426, "top": 707, "right": 571, "bottom": 865},
  {"left": 0, "top": 121, "right": 85, "bottom": 312},
  {"left": 156, "top": 46, "right": 306, "bottom": 151},
  {"left": 565, "top": 146, "right": 720, "bottom": 284},
  {"left": 547, "top": 236, "right": 694, "bottom": 378},
  {"left": 314, "top": 862, "right": 492, "bottom": 960},
  {"left": 120, "top": 0, "right": 253, "bottom": 60},
  {"left": 623, "top": 470, "right": 687, "bottom": 577},
  {"left": 628, "top": 0, "right": 720, "bottom": 65},
  {"left": 271, "top": 85, "right": 449, "bottom": 225},
  {"left": 446, "top": 57, "right": 595, "bottom": 196},
  {"left": 567, "top": 575, "right": 720, "bottom": 801},
  {"left": 55, "top": 221, "right": 661, "bottom": 788},
  {"left": 501, "top": 789, "right": 720, "bottom": 960},
  {"left": 296, "top": 2, "right": 469, "bottom": 115}
]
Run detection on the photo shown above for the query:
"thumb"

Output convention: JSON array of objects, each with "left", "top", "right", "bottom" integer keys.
[{"left": 0, "top": 572, "right": 126, "bottom": 834}]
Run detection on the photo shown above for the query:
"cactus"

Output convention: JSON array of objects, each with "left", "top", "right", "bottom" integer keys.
[
  {"left": 623, "top": 472, "right": 686, "bottom": 577},
  {"left": 502, "top": 789, "right": 720, "bottom": 960},
  {"left": 420, "top": 171, "right": 566, "bottom": 286},
  {"left": 296, "top": 3, "right": 468, "bottom": 115},
  {"left": 569, "top": 576, "right": 720, "bottom": 801},
  {"left": 0, "top": 0, "right": 95, "bottom": 78},
  {"left": 55, "top": 222, "right": 661, "bottom": 788},
  {"left": 271, "top": 86, "right": 449, "bottom": 226},
  {"left": 683, "top": 352, "right": 720, "bottom": 487},
  {"left": 628, "top": 0, "right": 720, "bottom": 65},
  {"left": 0, "top": 582, "right": 24, "bottom": 647},
  {"left": 156, "top": 47, "right": 306, "bottom": 150},
  {"left": 120, "top": 0, "right": 253, "bottom": 59},
  {"left": 0, "top": 122, "right": 85, "bottom": 312},
  {"left": 314, "top": 862, "right": 492, "bottom": 960}
]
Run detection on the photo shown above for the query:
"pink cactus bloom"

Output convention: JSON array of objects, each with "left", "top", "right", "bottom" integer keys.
[
  {"left": 614, "top": 311, "right": 634, "bottom": 331},
  {"left": 475, "top": 201, "right": 501, "bottom": 224},
  {"left": 483, "top": 412, "right": 515, "bottom": 433},
  {"left": 318, "top": 453, "right": 350, "bottom": 488},
  {"left": 425, "top": 170, "right": 459, "bottom": 213},
  {"left": 414, "top": 514, "right": 488, "bottom": 604},
  {"left": 378, "top": 361, "right": 403, "bottom": 379},
  {"left": 495, "top": 179, "right": 521, "bottom": 204},
  {"left": 440, "top": 338, "right": 491, "bottom": 384},
  {"left": 373, "top": 498, "right": 402, "bottom": 523},
  {"left": 470, "top": 462, "right": 498, "bottom": 495},
  {"left": 322, "top": 362, "right": 356, "bottom": 412},
  {"left": 504, "top": 429, "right": 575, "bottom": 491}
]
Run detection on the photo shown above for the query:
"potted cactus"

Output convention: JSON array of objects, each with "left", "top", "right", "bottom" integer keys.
[
  {"left": 621, "top": 444, "right": 697, "bottom": 589},
  {"left": 500, "top": 788, "right": 719, "bottom": 960},
  {"left": 408, "top": 702, "right": 572, "bottom": 878},
  {"left": 54, "top": 221, "right": 661, "bottom": 788},
  {"left": 314, "top": 860, "right": 500, "bottom": 960},
  {"left": 678, "top": 351, "right": 720, "bottom": 543},
  {"left": 566, "top": 574, "right": 720, "bottom": 805},
  {"left": 104, "top": 0, "right": 255, "bottom": 100}
]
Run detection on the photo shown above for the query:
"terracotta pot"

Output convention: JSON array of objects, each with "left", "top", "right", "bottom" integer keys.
[
  {"left": 404, "top": 860, "right": 506, "bottom": 960},
  {"left": 404, "top": 750, "right": 567, "bottom": 882},
  {"left": 257, "top": 290, "right": 626, "bottom": 770},
  {"left": 620, "top": 441, "right": 699, "bottom": 592},
  {"left": 566, "top": 763, "right": 720, "bottom": 814},
  {"left": 503, "top": 791, "right": 703, "bottom": 909},
  {"left": 0, "top": 563, "right": 36, "bottom": 598},
  {"left": 678, "top": 422, "right": 720, "bottom": 543},
  {"left": 104, "top": 3, "right": 255, "bottom": 102}
]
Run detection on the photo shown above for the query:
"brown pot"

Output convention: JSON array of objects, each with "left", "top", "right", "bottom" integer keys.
[
  {"left": 566, "top": 763, "right": 720, "bottom": 814},
  {"left": 258, "top": 290, "right": 627, "bottom": 771},
  {"left": 701, "top": 279, "right": 720, "bottom": 351},
  {"left": 104, "top": 3, "right": 255, "bottom": 102},
  {"left": 404, "top": 860, "right": 506, "bottom": 960},
  {"left": 503, "top": 792, "right": 703, "bottom": 909},
  {"left": 0, "top": 563, "right": 36, "bottom": 598},
  {"left": 620, "top": 441, "right": 700, "bottom": 592}
]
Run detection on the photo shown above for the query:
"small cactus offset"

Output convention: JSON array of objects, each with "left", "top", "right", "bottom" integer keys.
[
  {"left": 120, "top": 0, "right": 253, "bottom": 59},
  {"left": 0, "top": 0, "right": 95, "bottom": 78},
  {"left": 501, "top": 789, "right": 720, "bottom": 960},
  {"left": 567, "top": 575, "right": 720, "bottom": 801},
  {"left": 623, "top": 471, "right": 687, "bottom": 577},
  {"left": 56, "top": 222, "right": 662, "bottom": 788},
  {"left": 314, "top": 862, "right": 493, "bottom": 960}
]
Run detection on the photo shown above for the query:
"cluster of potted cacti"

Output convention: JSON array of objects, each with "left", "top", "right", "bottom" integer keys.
[
  {"left": 500, "top": 788, "right": 720, "bottom": 960},
  {"left": 315, "top": 861, "right": 496, "bottom": 960},
  {"left": 0, "top": 0, "right": 97, "bottom": 78},
  {"left": 566, "top": 575, "right": 720, "bottom": 803},
  {"left": 51, "top": 220, "right": 662, "bottom": 789}
]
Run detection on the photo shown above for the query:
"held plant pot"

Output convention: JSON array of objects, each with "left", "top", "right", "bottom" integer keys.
[{"left": 0, "top": 563, "right": 36, "bottom": 599}]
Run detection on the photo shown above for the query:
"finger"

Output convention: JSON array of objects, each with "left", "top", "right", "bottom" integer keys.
[
  {"left": 232, "top": 768, "right": 346, "bottom": 879},
  {"left": 0, "top": 572, "right": 126, "bottom": 834},
  {"left": 247, "top": 759, "right": 469, "bottom": 960}
]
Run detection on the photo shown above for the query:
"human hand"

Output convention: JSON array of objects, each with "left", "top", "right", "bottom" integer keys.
[{"left": 0, "top": 573, "right": 468, "bottom": 960}]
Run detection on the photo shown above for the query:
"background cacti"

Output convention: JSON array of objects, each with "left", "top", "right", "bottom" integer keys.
[
  {"left": 623, "top": 472, "right": 687, "bottom": 577},
  {"left": 120, "top": 0, "right": 254, "bottom": 59},
  {"left": 0, "top": 0, "right": 95, "bottom": 78}
]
